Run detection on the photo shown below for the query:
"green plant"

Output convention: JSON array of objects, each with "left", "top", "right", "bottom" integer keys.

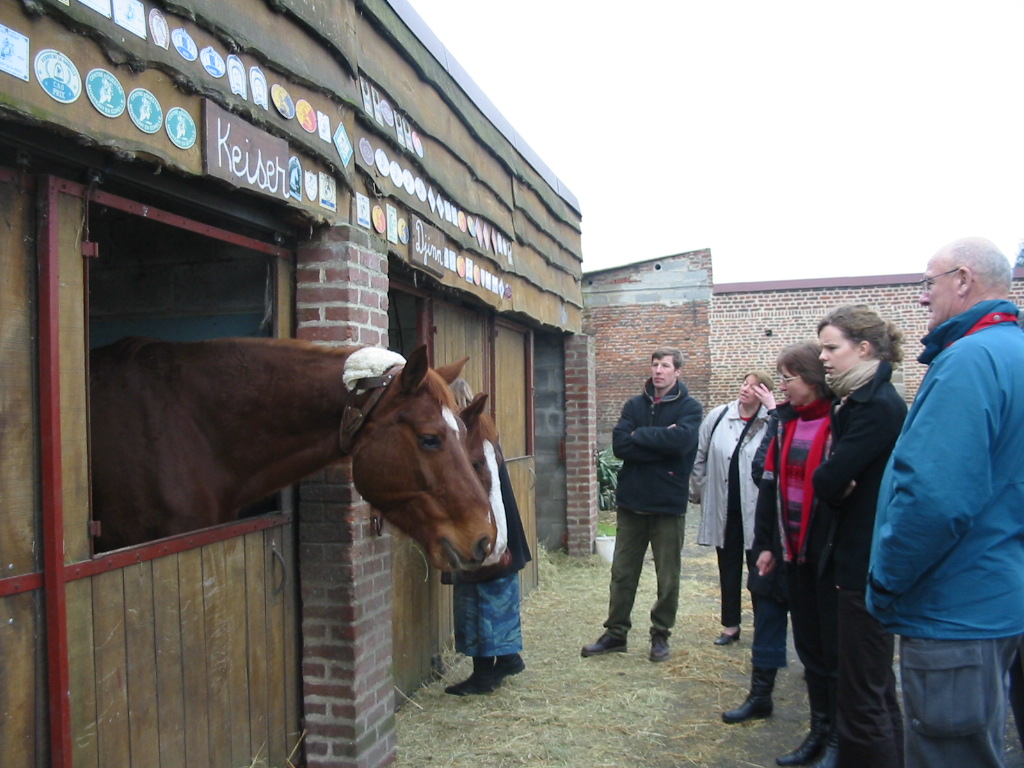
[
  {"left": 596, "top": 445, "right": 622, "bottom": 512},
  {"left": 597, "top": 521, "right": 617, "bottom": 537}
]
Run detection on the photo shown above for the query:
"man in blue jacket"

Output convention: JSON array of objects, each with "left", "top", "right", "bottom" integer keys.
[
  {"left": 867, "top": 237, "right": 1024, "bottom": 768},
  {"left": 582, "top": 348, "right": 702, "bottom": 663}
]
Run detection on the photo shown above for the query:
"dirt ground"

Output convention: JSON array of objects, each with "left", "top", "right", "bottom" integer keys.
[{"left": 395, "top": 510, "right": 1024, "bottom": 768}]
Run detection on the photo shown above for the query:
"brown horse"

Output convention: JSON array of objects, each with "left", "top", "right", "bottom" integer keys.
[
  {"left": 459, "top": 393, "right": 508, "bottom": 564},
  {"left": 89, "top": 337, "right": 497, "bottom": 570}
]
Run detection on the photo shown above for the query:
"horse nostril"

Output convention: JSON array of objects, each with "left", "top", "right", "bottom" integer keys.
[{"left": 474, "top": 535, "right": 492, "bottom": 563}]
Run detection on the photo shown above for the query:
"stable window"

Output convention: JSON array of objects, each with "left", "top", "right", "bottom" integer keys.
[{"left": 80, "top": 187, "right": 293, "bottom": 553}]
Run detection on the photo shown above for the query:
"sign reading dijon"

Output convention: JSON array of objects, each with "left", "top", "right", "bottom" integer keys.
[
  {"left": 411, "top": 215, "right": 446, "bottom": 277},
  {"left": 203, "top": 99, "right": 289, "bottom": 197}
]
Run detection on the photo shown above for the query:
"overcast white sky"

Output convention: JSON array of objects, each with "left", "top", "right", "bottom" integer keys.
[{"left": 406, "top": 0, "right": 1024, "bottom": 284}]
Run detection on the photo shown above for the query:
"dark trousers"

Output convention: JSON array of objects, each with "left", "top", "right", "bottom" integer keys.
[
  {"left": 836, "top": 588, "right": 904, "bottom": 768},
  {"left": 605, "top": 509, "right": 686, "bottom": 639},
  {"left": 787, "top": 560, "right": 839, "bottom": 721},
  {"left": 1010, "top": 650, "right": 1024, "bottom": 749},
  {"left": 716, "top": 505, "right": 745, "bottom": 628},
  {"left": 751, "top": 591, "right": 789, "bottom": 669}
]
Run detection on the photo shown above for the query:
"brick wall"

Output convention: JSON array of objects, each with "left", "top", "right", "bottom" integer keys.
[
  {"left": 564, "top": 333, "right": 598, "bottom": 556},
  {"left": 582, "top": 257, "right": 1024, "bottom": 562},
  {"left": 710, "top": 272, "right": 1024, "bottom": 411},
  {"left": 295, "top": 225, "right": 395, "bottom": 768},
  {"left": 583, "top": 250, "right": 713, "bottom": 447}
]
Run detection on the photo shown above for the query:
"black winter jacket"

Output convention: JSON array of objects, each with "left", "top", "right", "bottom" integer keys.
[
  {"left": 752, "top": 400, "right": 834, "bottom": 577},
  {"left": 747, "top": 413, "right": 786, "bottom": 602},
  {"left": 612, "top": 379, "right": 702, "bottom": 516},
  {"left": 812, "top": 361, "right": 907, "bottom": 590}
]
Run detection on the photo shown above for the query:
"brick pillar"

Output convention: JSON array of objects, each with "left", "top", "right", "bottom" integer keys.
[
  {"left": 295, "top": 225, "right": 395, "bottom": 768},
  {"left": 564, "top": 333, "right": 598, "bottom": 556}
]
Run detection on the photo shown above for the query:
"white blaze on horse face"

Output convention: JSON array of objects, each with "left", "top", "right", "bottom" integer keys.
[
  {"left": 441, "top": 405, "right": 460, "bottom": 434},
  {"left": 480, "top": 439, "right": 508, "bottom": 566}
]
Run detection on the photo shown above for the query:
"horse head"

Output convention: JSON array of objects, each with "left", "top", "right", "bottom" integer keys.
[
  {"left": 459, "top": 392, "right": 509, "bottom": 566},
  {"left": 348, "top": 347, "right": 498, "bottom": 570}
]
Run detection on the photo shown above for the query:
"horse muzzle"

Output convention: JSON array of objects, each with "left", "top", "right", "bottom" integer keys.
[{"left": 440, "top": 534, "right": 495, "bottom": 571}]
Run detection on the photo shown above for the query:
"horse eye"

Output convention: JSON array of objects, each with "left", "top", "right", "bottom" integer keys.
[{"left": 419, "top": 434, "right": 442, "bottom": 450}]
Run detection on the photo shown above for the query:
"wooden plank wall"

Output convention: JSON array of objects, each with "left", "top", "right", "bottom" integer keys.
[
  {"left": 0, "top": 176, "right": 40, "bottom": 763},
  {"left": 2, "top": 1, "right": 584, "bottom": 333},
  {"left": 68, "top": 528, "right": 300, "bottom": 768}
]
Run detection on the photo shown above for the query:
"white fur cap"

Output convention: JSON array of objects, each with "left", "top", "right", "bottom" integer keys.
[{"left": 343, "top": 347, "right": 407, "bottom": 391}]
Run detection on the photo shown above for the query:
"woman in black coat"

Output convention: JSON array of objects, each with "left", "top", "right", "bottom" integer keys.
[
  {"left": 814, "top": 305, "right": 907, "bottom": 768},
  {"left": 742, "top": 342, "right": 838, "bottom": 767}
]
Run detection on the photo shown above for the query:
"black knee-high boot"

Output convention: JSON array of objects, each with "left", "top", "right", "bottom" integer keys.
[
  {"left": 493, "top": 653, "right": 526, "bottom": 683},
  {"left": 776, "top": 712, "right": 829, "bottom": 766},
  {"left": 445, "top": 657, "right": 498, "bottom": 696},
  {"left": 806, "top": 730, "right": 838, "bottom": 768},
  {"left": 722, "top": 666, "right": 777, "bottom": 723},
  {"left": 777, "top": 674, "right": 831, "bottom": 766}
]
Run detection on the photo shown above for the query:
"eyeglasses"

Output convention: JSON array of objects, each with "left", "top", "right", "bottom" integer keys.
[
  {"left": 778, "top": 374, "right": 801, "bottom": 383},
  {"left": 917, "top": 266, "right": 960, "bottom": 293}
]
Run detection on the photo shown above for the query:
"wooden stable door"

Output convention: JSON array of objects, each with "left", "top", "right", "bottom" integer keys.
[
  {"left": 390, "top": 302, "right": 487, "bottom": 696},
  {"left": 28, "top": 177, "right": 302, "bottom": 768},
  {"left": 389, "top": 300, "right": 538, "bottom": 695},
  {"left": 493, "top": 323, "right": 537, "bottom": 592}
]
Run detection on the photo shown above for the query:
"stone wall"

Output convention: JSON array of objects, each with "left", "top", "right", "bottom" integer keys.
[{"left": 533, "top": 334, "right": 569, "bottom": 549}]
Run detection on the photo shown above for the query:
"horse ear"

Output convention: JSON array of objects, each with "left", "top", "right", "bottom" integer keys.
[
  {"left": 434, "top": 356, "right": 469, "bottom": 385},
  {"left": 401, "top": 346, "right": 429, "bottom": 393},
  {"left": 461, "top": 392, "right": 489, "bottom": 428}
]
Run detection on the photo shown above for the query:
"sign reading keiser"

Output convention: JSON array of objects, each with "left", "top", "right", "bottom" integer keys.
[{"left": 203, "top": 99, "right": 289, "bottom": 198}]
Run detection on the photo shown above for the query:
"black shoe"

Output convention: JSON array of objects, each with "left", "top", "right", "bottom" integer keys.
[
  {"left": 581, "top": 633, "right": 627, "bottom": 657},
  {"left": 722, "top": 666, "right": 776, "bottom": 723},
  {"left": 649, "top": 632, "right": 670, "bottom": 662},
  {"left": 714, "top": 629, "right": 741, "bottom": 646},
  {"left": 445, "top": 656, "right": 498, "bottom": 696},
  {"left": 776, "top": 713, "right": 830, "bottom": 766},
  {"left": 493, "top": 653, "right": 526, "bottom": 683},
  {"left": 444, "top": 675, "right": 497, "bottom": 696}
]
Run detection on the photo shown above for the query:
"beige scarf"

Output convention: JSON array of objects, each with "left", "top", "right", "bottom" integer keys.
[{"left": 828, "top": 359, "right": 879, "bottom": 402}]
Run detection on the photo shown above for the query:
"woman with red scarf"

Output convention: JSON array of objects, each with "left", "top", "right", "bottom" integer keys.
[{"left": 753, "top": 341, "right": 837, "bottom": 768}]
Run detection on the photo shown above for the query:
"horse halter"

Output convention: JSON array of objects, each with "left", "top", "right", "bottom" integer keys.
[{"left": 338, "top": 365, "right": 403, "bottom": 454}]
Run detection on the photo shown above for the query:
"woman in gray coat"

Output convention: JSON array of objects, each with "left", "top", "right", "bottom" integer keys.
[{"left": 690, "top": 370, "right": 775, "bottom": 645}]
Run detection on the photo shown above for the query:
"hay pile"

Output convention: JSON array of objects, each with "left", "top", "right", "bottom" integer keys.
[{"left": 395, "top": 512, "right": 810, "bottom": 768}]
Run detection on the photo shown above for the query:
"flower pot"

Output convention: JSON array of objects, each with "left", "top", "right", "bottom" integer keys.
[{"left": 595, "top": 535, "right": 616, "bottom": 563}]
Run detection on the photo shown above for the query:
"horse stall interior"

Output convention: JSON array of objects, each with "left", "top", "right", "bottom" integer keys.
[
  {"left": 1, "top": 169, "right": 304, "bottom": 767},
  {"left": 387, "top": 287, "right": 538, "bottom": 697}
]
